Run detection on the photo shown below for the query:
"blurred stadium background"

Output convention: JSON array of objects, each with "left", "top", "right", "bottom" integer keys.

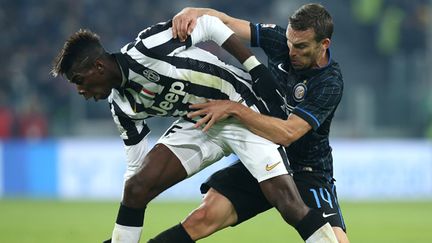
[{"left": 0, "top": 0, "right": 431, "bottom": 242}]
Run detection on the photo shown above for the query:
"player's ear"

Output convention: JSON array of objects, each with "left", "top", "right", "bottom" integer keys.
[
  {"left": 95, "top": 60, "right": 104, "bottom": 74},
  {"left": 321, "top": 38, "right": 331, "bottom": 49}
]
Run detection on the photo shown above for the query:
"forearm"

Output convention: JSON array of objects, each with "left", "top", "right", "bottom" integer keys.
[
  {"left": 227, "top": 103, "right": 294, "bottom": 146},
  {"left": 188, "top": 7, "right": 251, "bottom": 40},
  {"left": 192, "top": 15, "right": 256, "bottom": 66},
  {"left": 221, "top": 35, "right": 254, "bottom": 64}
]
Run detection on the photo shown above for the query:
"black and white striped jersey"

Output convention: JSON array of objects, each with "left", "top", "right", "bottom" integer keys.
[{"left": 108, "top": 16, "right": 267, "bottom": 146}]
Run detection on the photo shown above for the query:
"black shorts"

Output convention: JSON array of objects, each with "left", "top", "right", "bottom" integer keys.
[{"left": 200, "top": 161, "right": 347, "bottom": 231}]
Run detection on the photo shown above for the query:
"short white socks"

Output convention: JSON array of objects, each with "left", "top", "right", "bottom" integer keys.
[{"left": 111, "top": 223, "right": 142, "bottom": 243}]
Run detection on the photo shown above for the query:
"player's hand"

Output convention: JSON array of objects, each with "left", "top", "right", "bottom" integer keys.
[
  {"left": 172, "top": 7, "right": 200, "bottom": 42},
  {"left": 187, "top": 100, "right": 233, "bottom": 132}
]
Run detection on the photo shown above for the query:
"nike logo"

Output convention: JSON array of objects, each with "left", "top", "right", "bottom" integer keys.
[
  {"left": 277, "top": 63, "right": 288, "bottom": 74},
  {"left": 265, "top": 161, "right": 282, "bottom": 171},
  {"left": 322, "top": 212, "right": 337, "bottom": 218}
]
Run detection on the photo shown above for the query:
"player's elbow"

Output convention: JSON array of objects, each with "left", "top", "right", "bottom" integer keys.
[
  {"left": 276, "top": 130, "right": 302, "bottom": 147},
  {"left": 277, "top": 135, "right": 295, "bottom": 147}
]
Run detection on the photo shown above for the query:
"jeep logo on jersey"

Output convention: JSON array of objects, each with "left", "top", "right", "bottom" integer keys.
[
  {"left": 143, "top": 69, "right": 160, "bottom": 82},
  {"left": 293, "top": 82, "right": 307, "bottom": 102},
  {"left": 149, "top": 81, "right": 188, "bottom": 116}
]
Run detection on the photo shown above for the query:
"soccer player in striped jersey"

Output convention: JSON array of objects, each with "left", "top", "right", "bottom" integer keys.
[{"left": 52, "top": 15, "right": 337, "bottom": 243}]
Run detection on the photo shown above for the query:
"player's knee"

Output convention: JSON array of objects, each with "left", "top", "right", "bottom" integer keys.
[
  {"left": 333, "top": 227, "right": 350, "bottom": 243},
  {"left": 123, "top": 176, "right": 154, "bottom": 207},
  {"left": 185, "top": 203, "right": 217, "bottom": 231},
  {"left": 182, "top": 201, "right": 227, "bottom": 239},
  {"left": 260, "top": 176, "right": 309, "bottom": 224}
]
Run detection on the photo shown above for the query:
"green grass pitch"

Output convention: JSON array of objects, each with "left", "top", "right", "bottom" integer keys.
[{"left": 0, "top": 199, "right": 431, "bottom": 242}]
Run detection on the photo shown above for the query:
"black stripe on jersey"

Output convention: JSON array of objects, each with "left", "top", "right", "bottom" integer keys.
[
  {"left": 151, "top": 38, "right": 193, "bottom": 57},
  {"left": 136, "top": 21, "right": 192, "bottom": 57},
  {"left": 123, "top": 90, "right": 147, "bottom": 113},
  {"left": 126, "top": 42, "right": 135, "bottom": 51},
  {"left": 111, "top": 101, "right": 150, "bottom": 146},
  {"left": 125, "top": 80, "right": 144, "bottom": 93},
  {"left": 138, "top": 20, "right": 172, "bottom": 39},
  {"left": 113, "top": 53, "right": 130, "bottom": 81}
]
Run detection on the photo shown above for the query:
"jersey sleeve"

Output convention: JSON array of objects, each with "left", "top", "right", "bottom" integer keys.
[
  {"left": 189, "top": 15, "right": 234, "bottom": 46},
  {"left": 250, "top": 23, "right": 289, "bottom": 58},
  {"left": 123, "top": 16, "right": 234, "bottom": 58},
  {"left": 109, "top": 101, "right": 150, "bottom": 146},
  {"left": 292, "top": 77, "right": 343, "bottom": 130}
]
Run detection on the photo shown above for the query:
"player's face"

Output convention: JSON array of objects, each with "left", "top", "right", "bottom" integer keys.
[
  {"left": 286, "top": 25, "right": 325, "bottom": 70},
  {"left": 66, "top": 60, "right": 112, "bottom": 101}
]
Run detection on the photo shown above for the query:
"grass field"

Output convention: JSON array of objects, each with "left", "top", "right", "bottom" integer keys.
[{"left": 0, "top": 199, "right": 431, "bottom": 242}]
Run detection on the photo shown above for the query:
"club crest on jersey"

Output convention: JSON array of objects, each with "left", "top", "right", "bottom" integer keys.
[
  {"left": 143, "top": 69, "right": 160, "bottom": 82},
  {"left": 293, "top": 83, "right": 307, "bottom": 102}
]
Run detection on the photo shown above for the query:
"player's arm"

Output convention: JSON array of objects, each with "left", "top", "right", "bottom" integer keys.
[
  {"left": 188, "top": 100, "right": 311, "bottom": 147},
  {"left": 173, "top": 7, "right": 251, "bottom": 42},
  {"left": 189, "top": 15, "right": 284, "bottom": 107}
]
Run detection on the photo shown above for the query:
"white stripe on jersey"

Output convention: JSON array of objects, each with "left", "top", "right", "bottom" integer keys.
[{"left": 140, "top": 28, "right": 173, "bottom": 50}]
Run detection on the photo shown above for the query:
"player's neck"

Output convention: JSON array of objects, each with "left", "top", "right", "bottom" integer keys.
[
  {"left": 108, "top": 55, "right": 124, "bottom": 88},
  {"left": 315, "top": 50, "right": 329, "bottom": 69}
]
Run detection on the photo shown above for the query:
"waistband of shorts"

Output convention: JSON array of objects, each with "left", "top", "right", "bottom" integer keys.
[{"left": 291, "top": 165, "right": 333, "bottom": 179}]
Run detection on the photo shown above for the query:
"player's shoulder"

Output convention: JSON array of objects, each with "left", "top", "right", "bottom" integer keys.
[
  {"left": 326, "top": 60, "right": 343, "bottom": 85},
  {"left": 255, "top": 23, "right": 286, "bottom": 37},
  {"left": 308, "top": 60, "right": 343, "bottom": 93}
]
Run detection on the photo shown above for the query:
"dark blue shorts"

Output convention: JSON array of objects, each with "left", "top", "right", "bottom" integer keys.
[{"left": 200, "top": 161, "right": 347, "bottom": 231}]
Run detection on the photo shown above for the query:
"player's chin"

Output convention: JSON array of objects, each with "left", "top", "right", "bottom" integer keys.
[
  {"left": 292, "top": 63, "right": 308, "bottom": 71},
  {"left": 95, "top": 93, "right": 110, "bottom": 101}
]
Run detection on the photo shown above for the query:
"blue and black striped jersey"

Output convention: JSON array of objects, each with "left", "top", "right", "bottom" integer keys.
[
  {"left": 250, "top": 23, "right": 344, "bottom": 177},
  {"left": 108, "top": 16, "right": 268, "bottom": 146}
]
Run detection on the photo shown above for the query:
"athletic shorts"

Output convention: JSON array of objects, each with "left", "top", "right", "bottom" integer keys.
[
  {"left": 157, "top": 118, "right": 289, "bottom": 182},
  {"left": 201, "top": 161, "right": 347, "bottom": 231}
]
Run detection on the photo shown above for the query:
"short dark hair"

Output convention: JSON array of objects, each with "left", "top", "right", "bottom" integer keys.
[
  {"left": 289, "top": 3, "right": 333, "bottom": 42},
  {"left": 51, "top": 29, "right": 105, "bottom": 77}
]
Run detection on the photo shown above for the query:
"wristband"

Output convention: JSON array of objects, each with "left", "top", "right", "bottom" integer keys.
[{"left": 242, "top": 56, "right": 261, "bottom": 72}]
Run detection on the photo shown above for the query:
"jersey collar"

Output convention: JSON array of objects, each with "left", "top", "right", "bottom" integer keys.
[{"left": 112, "top": 53, "right": 129, "bottom": 88}]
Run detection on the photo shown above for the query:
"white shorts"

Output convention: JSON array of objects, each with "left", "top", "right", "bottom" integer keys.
[{"left": 157, "top": 118, "right": 289, "bottom": 182}]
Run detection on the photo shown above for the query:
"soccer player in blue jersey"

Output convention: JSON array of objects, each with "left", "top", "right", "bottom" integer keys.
[
  {"left": 51, "top": 14, "right": 337, "bottom": 243},
  {"left": 150, "top": 3, "right": 350, "bottom": 243}
]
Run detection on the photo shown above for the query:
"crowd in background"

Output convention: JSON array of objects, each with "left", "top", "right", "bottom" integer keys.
[{"left": 0, "top": 0, "right": 430, "bottom": 139}]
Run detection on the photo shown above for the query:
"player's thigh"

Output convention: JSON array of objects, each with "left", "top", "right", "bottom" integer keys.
[
  {"left": 294, "top": 172, "right": 347, "bottom": 231},
  {"left": 201, "top": 161, "right": 272, "bottom": 225},
  {"left": 211, "top": 119, "right": 289, "bottom": 182},
  {"left": 157, "top": 119, "right": 226, "bottom": 176},
  {"left": 132, "top": 143, "right": 187, "bottom": 191}
]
